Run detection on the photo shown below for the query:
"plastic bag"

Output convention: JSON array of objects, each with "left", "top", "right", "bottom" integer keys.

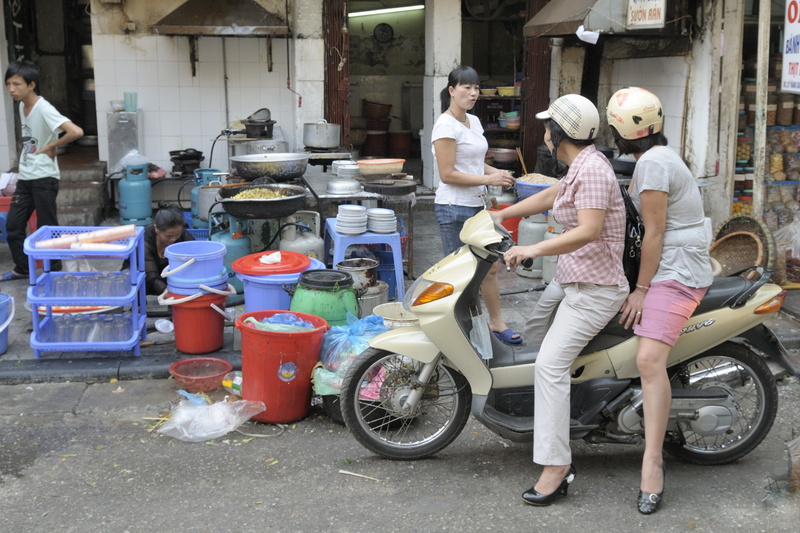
[
  {"left": 108, "top": 149, "right": 149, "bottom": 176},
  {"left": 157, "top": 394, "right": 266, "bottom": 442},
  {"left": 0, "top": 172, "right": 17, "bottom": 196},
  {"left": 312, "top": 313, "right": 388, "bottom": 395},
  {"left": 243, "top": 314, "right": 315, "bottom": 332}
]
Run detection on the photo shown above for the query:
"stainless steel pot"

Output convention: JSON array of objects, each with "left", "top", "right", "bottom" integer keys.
[
  {"left": 303, "top": 119, "right": 341, "bottom": 149},
  {"left": 336, "top": 258, "right": 379, "bottom": 291},
  {"left": 229, "top": 153, "right": 310, "bottom": 181}
]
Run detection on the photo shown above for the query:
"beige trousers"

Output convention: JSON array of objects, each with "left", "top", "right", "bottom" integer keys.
[{"left": 523, "top": 281, "right": 629, "bottom": 466}]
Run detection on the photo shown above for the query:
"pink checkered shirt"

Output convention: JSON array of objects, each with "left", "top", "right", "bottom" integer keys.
[{"left": 551, "top": 145, "right": 627, "bottom": 286}]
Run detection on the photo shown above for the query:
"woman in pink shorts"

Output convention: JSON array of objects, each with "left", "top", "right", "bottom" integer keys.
[{"left": 607, "top": 88, "right": 714, "bottom": 515}]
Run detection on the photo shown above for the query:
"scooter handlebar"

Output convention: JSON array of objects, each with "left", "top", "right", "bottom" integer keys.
[{"left": 488, "top": 239, "right": 534, "bottom": 270}]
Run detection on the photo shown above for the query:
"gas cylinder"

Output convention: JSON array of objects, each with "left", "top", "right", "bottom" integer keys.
[
  {"left": 541, "top": 220, "right": 563, "bottom": 284},
  {"left": 516, "top": 213, "right": 548, "bottom": 279},
  {"left": 279, "top": 210, "right": 324, "bottom": 260},
  {"left": 210, "top": 212, "right": 251, "bottom": 295},
  {"left": 191, "top": 168, "right": 220, "bottom": 229},
  {"left": 118, "top": 163, "right": 152, "bottom": 225}
]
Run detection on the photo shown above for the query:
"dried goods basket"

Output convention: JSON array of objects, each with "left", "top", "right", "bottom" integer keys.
[
  {"left": 713, "top": 214, "right": 776, "bottom": 271},
  {"left": 709, "top": 231, "right": 764, "bottom": 278}
]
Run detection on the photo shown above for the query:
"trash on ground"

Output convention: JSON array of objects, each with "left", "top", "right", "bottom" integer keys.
[{"left": 156, "top": 392, "right": 266, "bottom": 442}]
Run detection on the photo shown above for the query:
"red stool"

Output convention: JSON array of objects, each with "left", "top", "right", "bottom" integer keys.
[
  {"left": 0, "top": 196, "right": 40, "bottom": 267},
  {"left": 0, "top": 196, "right": 38, "bottom": 236}
]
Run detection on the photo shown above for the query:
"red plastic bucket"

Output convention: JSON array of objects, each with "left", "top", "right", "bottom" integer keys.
[
  {"left": 235, "top": 310, "right": 329, "bottom": 423},
  {"left": 489, "top": 204, "right": 521, "bottom": 243},
  {"left": 169, "top": 292, "right": 228, "bottom": 354}
]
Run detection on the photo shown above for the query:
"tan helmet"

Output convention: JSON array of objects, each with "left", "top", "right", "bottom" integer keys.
[
  {"left": 606, "top": 87, "right": 664, "bottom": 140},
  {"left": 535, "top": 94, "right": 600, "bottom": 141}
]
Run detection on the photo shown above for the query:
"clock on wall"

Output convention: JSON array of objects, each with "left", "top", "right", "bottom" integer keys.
[{"left": 373, "top": 23, "right": 394, "bottom": 44}]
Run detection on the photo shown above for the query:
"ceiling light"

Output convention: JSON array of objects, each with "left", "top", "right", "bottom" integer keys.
[{"left": 348, "top": 5, "right": 425, "bottom": 18}]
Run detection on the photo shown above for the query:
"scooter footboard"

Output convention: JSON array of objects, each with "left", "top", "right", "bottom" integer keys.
[{"left": 368, "top": 325, "right": 441, "bottom": 363}]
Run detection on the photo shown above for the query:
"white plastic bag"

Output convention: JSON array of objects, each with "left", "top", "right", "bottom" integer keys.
[
  {"left": 158, "top": 398, "right": 266, "bottom": 442},
  {"left": 109, "top": 149, "right": 149, "bottom": 176}
]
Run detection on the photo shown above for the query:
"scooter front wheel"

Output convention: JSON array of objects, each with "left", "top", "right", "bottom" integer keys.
[{"left": 340, "top": 348, "right": 472, "bottom": 460}]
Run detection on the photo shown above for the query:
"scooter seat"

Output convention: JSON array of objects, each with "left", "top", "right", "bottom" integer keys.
[{"left": 693, "top": 276, "right": 752, "bottom": 315}]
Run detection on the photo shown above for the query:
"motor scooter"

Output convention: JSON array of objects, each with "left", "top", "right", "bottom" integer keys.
[{"left": 340, "top": 209, "right": 789, "bottom": 465}]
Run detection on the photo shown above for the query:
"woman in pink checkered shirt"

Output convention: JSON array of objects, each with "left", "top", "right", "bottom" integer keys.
[{"left": 492, "top": 94, "right": 628, "bottom": 507}]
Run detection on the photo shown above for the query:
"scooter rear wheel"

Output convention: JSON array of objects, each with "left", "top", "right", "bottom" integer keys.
[
  {"left": 340, "top": 348, "right": 472, "bottom": 460},
  {"left": 664, "top": 342, "right": 778, "bottom": 465}
]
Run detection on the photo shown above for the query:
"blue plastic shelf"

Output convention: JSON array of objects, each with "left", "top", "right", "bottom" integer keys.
[
  {"left": 27, "top": 271, "right": 145, "bottom": 307},
  {"left": 30, "top": 313, "right": 147, "bottom": 357}
]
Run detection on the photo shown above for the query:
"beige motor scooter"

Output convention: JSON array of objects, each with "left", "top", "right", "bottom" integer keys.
[{"left": 340, "top": 210, "right": 789, "bottom": 464}]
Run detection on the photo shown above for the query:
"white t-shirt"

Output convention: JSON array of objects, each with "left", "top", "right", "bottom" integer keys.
[
  {"left": 431, "top": 113, "right": 488, "bottom": 207},
  {"left": 18, "top": 97, "right": 69, "bottom": 181},
  {"left": 630, "top": 146, "right": 714, "bottom": 288}
]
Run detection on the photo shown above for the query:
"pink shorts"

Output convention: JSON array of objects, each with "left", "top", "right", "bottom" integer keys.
[{"left": 635, "top": 280, "right": 708, "bottom": 347}]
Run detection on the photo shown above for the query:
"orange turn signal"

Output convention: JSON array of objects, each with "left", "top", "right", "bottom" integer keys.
[
  {"left": 754, "top": 290, "right": 786, "bottom": 314},
  {"left": 412, "top": 283, "right": 454, "bottom": 306}
]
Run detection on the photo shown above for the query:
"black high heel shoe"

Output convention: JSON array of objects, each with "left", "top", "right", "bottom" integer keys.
[
  {"left": 522, "top": 464, "right": 576, "bottom": 506},
  {"left": 637, "top": 464, "right": 666, "bottom": 515}
]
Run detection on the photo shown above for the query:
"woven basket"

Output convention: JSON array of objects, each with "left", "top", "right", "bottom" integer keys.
[
  {"left": 362, "top": 99, "right": 392, "bottom": 120},
  {"left": 713, "top": 215, "right": 776, "bottom": 270},
  {"left": 709, "top": 231, "right": 764, "bottom": 277},
  {"left": 350, "top": 129, "right": 368, "bottom": 147}
]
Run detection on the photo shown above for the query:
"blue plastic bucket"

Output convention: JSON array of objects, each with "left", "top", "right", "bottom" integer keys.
[
  {"left": 238, "top": 257, "right": 324, "bottom": 313},
  {"left": 163, "top": 241, "right": 227, "bottom": 283},
  {"left": 167, "top": 275, "right": 229, "bottom": 296},
  {"left": 0, "top": 293, "right": 14, "bottom": 355}
]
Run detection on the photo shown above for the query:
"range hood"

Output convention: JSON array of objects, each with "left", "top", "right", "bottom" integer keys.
[{"left": 151, "top": 0, "right": 290, "bottom": 37}]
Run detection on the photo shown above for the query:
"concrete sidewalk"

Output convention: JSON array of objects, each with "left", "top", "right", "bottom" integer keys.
[{"left": 1, "top": 201, "right": 799, "bottom": 383}]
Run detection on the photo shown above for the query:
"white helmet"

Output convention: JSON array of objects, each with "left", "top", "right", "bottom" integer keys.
[
  {"left": 535, "top": 94, "right": 600, "bottom": 141},
  {"left": 606, "top": 87, "right": 664, "bottom": 140}
]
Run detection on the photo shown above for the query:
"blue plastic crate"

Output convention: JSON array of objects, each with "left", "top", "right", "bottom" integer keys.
[{"left": 187, "top": 228, "right": 210, "bottom": 241}]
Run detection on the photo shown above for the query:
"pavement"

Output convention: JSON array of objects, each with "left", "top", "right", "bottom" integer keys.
[
  {"left": 2, "top": 202, "right": 799, "bottom": 532},
  {"left": 0, "top": 198, "right": 543, "bottom": 384},
  {"left": 1, "top": 199, "right": 800, "bottom": 383}
]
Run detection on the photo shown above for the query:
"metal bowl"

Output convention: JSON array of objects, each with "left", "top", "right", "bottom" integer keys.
[{"left": 229, "top": 153, "right": 310, "bottom": 181}]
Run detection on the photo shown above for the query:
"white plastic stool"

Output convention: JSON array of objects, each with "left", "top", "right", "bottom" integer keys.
[{"left": 324, "top": 217, "right": 405, "bottom": 300}]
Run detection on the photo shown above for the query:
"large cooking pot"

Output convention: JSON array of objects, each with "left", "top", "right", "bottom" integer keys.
[
  {"left": 229, "top": 153, "right": 310, "bottom": 181},
  {"left": 303, "top": 119, "right": 341, "bottom": 149}
]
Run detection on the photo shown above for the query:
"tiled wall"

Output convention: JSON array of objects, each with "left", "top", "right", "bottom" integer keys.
[
  {"left": 92, "top": 34, "right": 298, "bottom": 171},
  {"left": 0, "top": 18, "right": 15, "bottom": 173},
  {"left": 607, "top": 56, "right": 688, "bottom": 152}
]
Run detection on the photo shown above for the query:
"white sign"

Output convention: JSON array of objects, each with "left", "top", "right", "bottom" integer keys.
[
  {"left": 627, "top": 0, "right": 666, "bottom": 30},
  {"left": 783, "top": 0, "right": 800, "bottom": 94}
]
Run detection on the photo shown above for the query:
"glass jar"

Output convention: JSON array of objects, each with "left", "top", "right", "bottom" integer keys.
[
  {"left": 746, "top": 93, "right": 757, "bottom": 127},
  {"left": 737, "top": 99, "right": 747, "bottom": 131},
  {"left": 767, "top": 89, "right": 778, "bottom": 126},
  {"left": 736, "top": 137, "right": 751, "bottom": 162},
  {"left": 778, "top": 92, "right": 794, "bottom": 126}
]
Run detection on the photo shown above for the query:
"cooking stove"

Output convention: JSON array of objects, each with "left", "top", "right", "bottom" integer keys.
[
  {"left": 302, "top": 147, "right": 352, "bottom": 172},
  {"left": 170, "top": 157, "right": 205, "bottom": 178}
]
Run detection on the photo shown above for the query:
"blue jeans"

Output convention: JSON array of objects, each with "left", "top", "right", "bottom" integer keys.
[{"left": 434, "top": 204, "right": 483, "bottom": 255}]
